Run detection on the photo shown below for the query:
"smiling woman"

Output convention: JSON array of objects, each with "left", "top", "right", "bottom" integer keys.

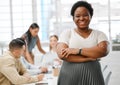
[{"left": 56, "top": 1, "right": 109, "bottom": 85}]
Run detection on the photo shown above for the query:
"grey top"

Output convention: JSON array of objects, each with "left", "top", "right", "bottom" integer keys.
[{"left": 24, "top": 34, "right": 38, "bottom": 52}]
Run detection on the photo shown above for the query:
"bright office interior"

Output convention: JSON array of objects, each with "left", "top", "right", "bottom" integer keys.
[
  {"left": 0, "top": 0, "right": 120, "bottom": 85},
  {"left": 0, "top": 0, "right": 120, "bottom": 51}
]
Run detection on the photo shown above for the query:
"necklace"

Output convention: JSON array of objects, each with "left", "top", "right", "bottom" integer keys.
[{"left": 75, "top": 28, "right": 92, "bottom": 38}]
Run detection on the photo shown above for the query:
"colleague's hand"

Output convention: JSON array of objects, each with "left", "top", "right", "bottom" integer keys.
[
  {"left": 61, "top": 48, "right": 79, "bottom": 58},
  {"left": 54, "top": 58, "right": 62, "bottom": 65},
  {"left": 40, "top": 67, "right": 48, "bottom": 73},
  {"left": 37, "top": 74, "right": 44, "bottom": 81},
  {"left": 23, "top": 73, "right": 31, "bottom": 80}
]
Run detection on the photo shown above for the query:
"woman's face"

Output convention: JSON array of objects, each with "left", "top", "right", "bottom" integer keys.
[
  {"left": 50, "top": 36, "right": 58, "bottom": 49},
  {"left": 73, "top": 7, "right": 91, "bottom": 29},
  {"left": 30, "top": 28, "right": 39, "bottom": 37}
]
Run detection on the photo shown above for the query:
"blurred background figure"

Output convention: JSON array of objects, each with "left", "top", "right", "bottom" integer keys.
[
  {"left": 41, "top": 35, "right": 62, "bottom": 68},
  {"left": 21, "top": 23, "right": 46, "bottom": 64},
  {"left": 0, "top": 38, "right": 44, "bottom": 85},
  {"left": 20, "top": 56, "right": 48, "bottom": 75}
]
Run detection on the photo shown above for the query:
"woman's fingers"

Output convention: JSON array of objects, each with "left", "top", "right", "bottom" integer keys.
[
  {"left": 61, "top": 48, "right": 79, "bottom": 58},
  {"left": 62, "top": 49, "right": 70, "bottom": 58}
]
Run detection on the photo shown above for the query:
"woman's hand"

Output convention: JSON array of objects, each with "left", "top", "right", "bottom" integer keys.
[
  {"left": 61, "top": 48, "right": 79, "bottom": 58},
  {"left": 56, "top": 43, "right": 96, "bottom": 62},
  {"left": 56, "top": 43, "right": 79, "bottom": 59}
]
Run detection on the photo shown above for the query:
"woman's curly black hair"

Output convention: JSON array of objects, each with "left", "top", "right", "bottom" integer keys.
[{"left": 71, "top": 1, "right": 93, "bottom": 18}]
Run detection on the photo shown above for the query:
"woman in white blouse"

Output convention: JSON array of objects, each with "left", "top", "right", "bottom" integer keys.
[{"left": 56, "top": 1, "right": 109, "bottom": 85}]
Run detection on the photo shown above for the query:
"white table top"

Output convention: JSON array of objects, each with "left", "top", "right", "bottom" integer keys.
[{"left": 24, "top": 72, "right": 58, "bottom": 85}]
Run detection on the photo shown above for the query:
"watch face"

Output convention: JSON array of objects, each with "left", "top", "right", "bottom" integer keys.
[{"left": 35, "top": 83, "right": 48, "bottom": 85}]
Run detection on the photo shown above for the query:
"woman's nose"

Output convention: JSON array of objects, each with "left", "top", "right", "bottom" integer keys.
[{"left": 79, "top": 16, "right": 84, "bottom": 20}]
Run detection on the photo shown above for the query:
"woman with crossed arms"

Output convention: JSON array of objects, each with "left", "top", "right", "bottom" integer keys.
[{"left": 56, "top": 1, "right": 109, "bottom": 85}]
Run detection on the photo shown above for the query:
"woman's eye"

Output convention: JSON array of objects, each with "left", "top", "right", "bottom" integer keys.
[{"left": 75, "top": 14, "right": 88, "bottom": 17}]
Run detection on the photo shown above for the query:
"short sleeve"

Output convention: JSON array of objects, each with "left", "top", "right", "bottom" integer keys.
[
  {"left": 98, "top": 31, "right": 108, "bottom": 43},
  {"left": 58, "top": 29, "right": 71, "bottom": 45}
]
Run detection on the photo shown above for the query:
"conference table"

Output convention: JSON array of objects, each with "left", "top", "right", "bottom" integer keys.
[
  {"left": 24, "top": 63, "right": 112, "bottom": 85},
  {"left": 24, "top": 68, "right": 59, "bottom": 85}
]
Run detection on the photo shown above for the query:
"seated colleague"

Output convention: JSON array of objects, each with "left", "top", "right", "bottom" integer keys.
[
  {"left": 42, "top": 35, "right": 62, "bottom": 67},
  {"left": 20, "top": 56, "right": 48, "bottom": 75},
  {"left": 0, "top": 38, "right": 44, "bottom": 85}
]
